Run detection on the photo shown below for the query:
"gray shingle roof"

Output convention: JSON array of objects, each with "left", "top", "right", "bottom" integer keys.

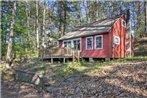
[{"left": 59, "top": 18, "right": 119, "bottom": 40}]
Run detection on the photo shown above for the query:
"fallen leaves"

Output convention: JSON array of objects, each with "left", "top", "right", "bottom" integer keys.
[{"left": 2, "top": 59, "right": 147, "bottom": 98}]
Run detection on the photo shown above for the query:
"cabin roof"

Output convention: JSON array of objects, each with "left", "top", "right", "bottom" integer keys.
[{"left": 59, "top": 17, "right": 119, "bottom": 40}]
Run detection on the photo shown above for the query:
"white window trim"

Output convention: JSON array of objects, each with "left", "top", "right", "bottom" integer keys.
[
  {"left": 86, "top": 36, "right": 93, "bottom": 50},
  {"left": 63, "top": 40, "right": 71, "bottom": 47},
  {"left": 94, "top": 35, "right": 103, "bottom": 49},
  {"left": 114, "top": 36, "right": 120, "bottom": 45},
  {"left": 62, "top": 38, "right": 82, "bottom": 51},
  {"left": 73, "top": 38, "right": 82, "bottom": 51},
  {"left": 122, "top": 19, "right": 126, "bottom": 28}
]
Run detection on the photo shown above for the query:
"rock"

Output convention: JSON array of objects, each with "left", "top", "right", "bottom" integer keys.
[
  {"left": 69, "top": 89, "right": 74, "bottom": 94},
  {"left": 75, "top": 87, "right": 80, "bottom": 93},
  {"left": 67, "top": 95, "right": 72, "bottom": 98},
  {"left": 66, "top": 77, "right": 76, "bottom": 82},
  {"left": 41, "top": 76, "right": 51, "bottom": 86},
  {"left": 61, "top": 76, "right": 77, "bottom": 85},
  {"left": 46, "top": 86, "right": 58, "bottom": 93}
]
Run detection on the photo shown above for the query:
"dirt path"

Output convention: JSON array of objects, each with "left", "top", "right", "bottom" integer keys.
[{"left": 2, "top": 60, "right": 147, "bottom": 98}]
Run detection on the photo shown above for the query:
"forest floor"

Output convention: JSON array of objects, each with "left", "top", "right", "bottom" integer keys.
[{"left": 1, "top": 57, "right": 147, "bottom": 98}]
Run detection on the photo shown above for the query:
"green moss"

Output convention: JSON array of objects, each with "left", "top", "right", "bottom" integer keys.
[
  {"left": 85, "top": 63, "right": 104, "bottom": 75},
  {"left": 52, "top": 62, "right": 88, "bottom": 82}
]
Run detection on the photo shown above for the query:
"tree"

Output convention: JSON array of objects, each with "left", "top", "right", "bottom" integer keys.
[
  {"left": 1, "top": 0, "right": 145, "bottom": 66},
  {"left": 35, "top": 1, "right": 39, "bottom": 56},
  {"left": 42, "top": 0, "right": 46, "bottom": 49},
  {"left": 144, "top": 1, "right": 147, "bottom": 34},
  {"left": 56, "top": 1, "right": 67, "bottom": 36},
  {"left": 25, "top": 0, "right": 30, "bottom": 55},
  {"left": 6, "top": 1, "right": 16, "bottom": 68}
]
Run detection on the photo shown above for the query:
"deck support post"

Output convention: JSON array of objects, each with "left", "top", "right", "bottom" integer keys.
[
  {"left": 89, "top": 58, "right": 94, "bottom": 62},
  {"left": 72, "top": 51, "right": 75, "bottom": 62},
  {"left": 51, "top": 58, "right": 53, "bottom": 64},
  {"left": 105, "top": 58, "right": 110, "bottom": 61},
  {"left": 63, "top": 58, "right": 65, "bottom": 63},
  {"left": 77, "top": 51, "right": 80, "bottom": 62}
]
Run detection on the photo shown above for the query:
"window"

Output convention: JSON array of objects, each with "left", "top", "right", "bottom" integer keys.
[
  {"left": 95, "top": 35, "right": 103, "bottom": 49},
  {"left": 64, "top": 42, "right": 67, "bottom": 47},
  {"left": 63, "top": 41, "right": 71, "bottom": 48},
  {"left": 114, "top": 36, "right": 120, "bottom": 45},
  {"left": 73, "top": 39, "right": 81, "bottom": 50},
  {"left": 86, "top": 37, "right": 93, "bottom": 50},
  {"left": 67, "top": 41, "right": 71, "bottom": 48},
  {"left": 63, "top": 38, "right": 81, "bottom": 51},
  {"left": 122, "top": 19, "right": 126, "bottom": 27}
]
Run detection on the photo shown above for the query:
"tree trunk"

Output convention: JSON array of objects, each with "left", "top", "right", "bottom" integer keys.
[
  {"left": 57, "top": 2, "right": 62, "bottom": 36},
  {"left": 35, "top": 1, "right": 39, "bottom": 56},
  {"left": 63, "top": 1, "right": 67, "bottom": 36},
  {"left": 25, "top": 0, "right": 30, "bottom": 56},
  {"left": 144, "top": 1, "right": 147, "bottom": 35},
  {"left": 42, "top": 0, "right": 46, "bottom": 47},
  {"left": 78, "top": 2, "right": 82, "bottom": 26},
  {"left": 137, "top": 1, "right": 140, "bottom": 29},
  {"left": 96, "top": 2, "right": 99, "bottom": 21},
  {"left": 137, "top": 1, "right": 142, "bottom": 37},
  {"left": 83, "top": 1, "right": 88, "bottom": 23},
  {"left": 6, "top": 1, "right": 16, "bottom": 68},
  {"left": 87, "top": 1, "right": 90, "bottom": 23}
]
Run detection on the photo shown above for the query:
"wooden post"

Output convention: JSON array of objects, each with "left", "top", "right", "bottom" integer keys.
[
  {"left": 89, "top": 58, "right": 94, "bottom": 62},
  {"left": 51, "top": 58, "right": 53, "bottom": 64},
  {"left": 61, "top": 48, "right": 63, "bottom": 56},
  {"left": 78, "top": 51, "right": 80, "bottom": 62},
  {"left": 72, "top": 51, "right": 74, "bottom": 62},
  {"left": 63, "top": 58, "right": 65, "bottom": 63},
  {"left": 105, "top": 58, "right": 110, "bottom": 61}
]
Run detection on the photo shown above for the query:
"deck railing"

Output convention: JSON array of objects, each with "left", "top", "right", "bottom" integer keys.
[{"left": 40, "top": 47, "right": 81, "bottom": 59}]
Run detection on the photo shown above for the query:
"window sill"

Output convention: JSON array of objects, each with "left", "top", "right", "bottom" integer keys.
[
  {"left": 86, "top": 48, "right": 93, "bottom": 50},
  {"left": 94, "top": 48, "right": 103, "bottom": 50}
]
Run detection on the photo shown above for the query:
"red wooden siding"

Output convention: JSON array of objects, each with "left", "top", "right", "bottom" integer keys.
[
  {"left": 112, "top": 15, "right": 126, "bottom": 58},
  {"left": 81, "top": 33, "right": 111, "bottom": 58},
  {"left": 59, "top": 40, "right": 62, "bottom": 48},
  {"left": 121, "top": 16, "right": 126, "bottom": 58}
]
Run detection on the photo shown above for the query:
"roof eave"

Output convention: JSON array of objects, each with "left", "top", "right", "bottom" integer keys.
[{"left": 58, "top": 31, "right": 109, "bottom": 41}]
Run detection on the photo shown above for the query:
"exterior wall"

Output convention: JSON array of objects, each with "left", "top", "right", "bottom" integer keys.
[
  {"left": 58, "top": 40, "right": 62, "bottom": 48},
  {"left": 81, "top": 33, "right": 111, "bottom": 58},
  {"left": 112, "top": 15, "right": 126, "bottom": 58},
  {"left": 58, "top": 33, "right": 111, "bottom": 58}
]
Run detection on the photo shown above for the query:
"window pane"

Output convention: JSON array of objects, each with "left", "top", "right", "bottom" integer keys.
[
  {"left": 64, "top": 42, "right": 67, "bottom": 47},
  {"left": 77, "top": 40, "right": 80, "bottom": 50},
  {"left": 73, "top": 40, "right": 81, "bottom": 50},
  {"left": 122, "top": 20, "right": 126, "bottom": 27},
  {"left": 95, "top": 36, "right": 102, "bottom": 48},
  {"left": 67, "top": 41, "right": 71, "bottom": 48},
  {"left": 87, "top": 37, "right": 92, "bottom": 49},
  {"left": 73, "top": 41, "right": 76, "bottom": 50},
  {"left": 114, "top": 36, "right": 120, "bottom": 44}
]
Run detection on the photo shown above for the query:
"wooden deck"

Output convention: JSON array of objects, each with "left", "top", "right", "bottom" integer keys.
[{"left": 40, "top": 47, "right": 81, "bottom": 63}]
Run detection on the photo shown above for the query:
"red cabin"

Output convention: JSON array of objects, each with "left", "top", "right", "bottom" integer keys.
[{"left": 58, "top": 15, "right": 134, "bottom": 59}]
